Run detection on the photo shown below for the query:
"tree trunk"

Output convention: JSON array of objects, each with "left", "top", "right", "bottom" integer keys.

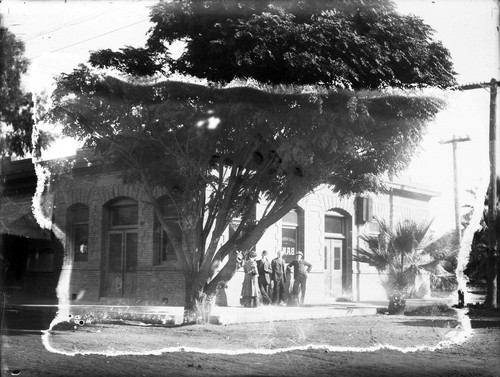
[{"left": 183, "top": 278, "right": 214, "bottom": 324}]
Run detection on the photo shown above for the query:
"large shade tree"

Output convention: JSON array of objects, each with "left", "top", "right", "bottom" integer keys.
[
  {"left": 50, "top": 0, "right": 456, "bottom": 322},
  {"left": 0, "top": 26, "right": 35, "bottom": 157},
  {"left": 0, "top": 26, "right": 52, "bottom": 157}
]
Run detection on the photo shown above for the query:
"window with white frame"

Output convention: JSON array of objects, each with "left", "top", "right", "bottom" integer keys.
[
  {"left": 153, "top": 199, "right": 179, "bottom": 265},
  {"left": 68, "top": 204, "right": 89, "bottom": 262}
]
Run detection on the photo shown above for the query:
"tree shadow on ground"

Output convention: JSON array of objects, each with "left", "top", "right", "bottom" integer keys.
[
  {"left": 396, "top": 319, "right": 459, "bottom": 328},
  {"left": 398, "top": 317, "right": 500, "bottom": 329},
  {"left": 466, "top": 306, "right": 500, "bottom": 328},
  {"left": 2, "top": 329, "right": 44, "bottom": 336},
  {"left": 469, "top": 319, "right": 500, "bottom": 329},
  {"left": 1, "top": 308, "right": 56, "bottom": 335}
]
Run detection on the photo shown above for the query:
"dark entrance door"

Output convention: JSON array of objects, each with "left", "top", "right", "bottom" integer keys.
[
  {"left": 104, "top": 198, "right": 139, "bottom": 298},
  {"left": 106, "top": 230, "right": 137, "bottom": 297}
]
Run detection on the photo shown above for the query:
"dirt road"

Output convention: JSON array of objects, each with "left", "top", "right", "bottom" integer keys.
[{"left": 1, "top": 309, "right": 499, "bottom": 377}]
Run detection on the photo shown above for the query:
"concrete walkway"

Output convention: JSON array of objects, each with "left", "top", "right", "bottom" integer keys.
[
  {"left": 6, "top": 294, "right": 468, "bottom": 326},
  {"left": 211, "top": 302, "right": 381, "bottom": 325},
  {"left": 9, "top": 301, "right": 384, "bottom": 326}
]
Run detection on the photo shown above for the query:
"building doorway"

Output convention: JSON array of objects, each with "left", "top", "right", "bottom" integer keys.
[
  {"left": 324, "top": 238, "right": 344, "bottom": 297},
  {"left": 104, "top": 198, "right": 138, "bottom": 298},
  {"left": 324, "top": 212, "right": 349, "bottom": 297},
  {"left": 106, "top": 231, "right": 137, "bottom": 297}
]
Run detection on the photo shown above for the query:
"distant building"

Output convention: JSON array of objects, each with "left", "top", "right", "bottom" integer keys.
[
  {"left": 0, "top": 151, "right": 438, "bottom": 305},
  {"left": 0, "top": 157, "right": 62, "bottom": 303}
]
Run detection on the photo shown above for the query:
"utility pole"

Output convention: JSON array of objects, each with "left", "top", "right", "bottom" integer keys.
[
  {"left": 487, "top": 78, "right": 497, "bottom": 308},
  {"left": 456, "top": 79, "right": 499, "bottom": 308},
  {"left": 440, "top": 136, "right": 470, "bottom": 246}
]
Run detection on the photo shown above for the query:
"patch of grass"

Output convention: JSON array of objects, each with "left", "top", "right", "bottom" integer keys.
[
  {"left": 51, "top": 321, "right": 79, "bottom": 331},
  {"left": 404, "top": 304, "right": 456, "bottom": 317},
  {"left": 467, "top": 303, "right": 500, "bottom": 318}
]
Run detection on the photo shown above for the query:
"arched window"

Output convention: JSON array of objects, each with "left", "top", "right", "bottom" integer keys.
[
  {"left": 153, "top": 198, "right": 180, "bottom": 265},
  {"left": 68, "top": 204, "right": 89, "bottom": 262}
]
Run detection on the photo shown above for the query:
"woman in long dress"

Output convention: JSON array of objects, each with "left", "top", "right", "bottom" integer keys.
[{"left": 241, "top": 251, "right": 259, "bottom": 307}]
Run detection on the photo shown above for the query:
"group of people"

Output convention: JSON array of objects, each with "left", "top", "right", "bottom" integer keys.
[{"left": 240, "top": 249, "right": 312, "bottom": 307}]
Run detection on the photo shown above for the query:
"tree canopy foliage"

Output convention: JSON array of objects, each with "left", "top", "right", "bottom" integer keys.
[
  {"left": 89, "top": 0, "right": 457, "bottom": 90},
  {"left": 0, "top": 26, "right": 35, "bottom": 157},
  {"left": 0, "top": 26, "right": 52, "bottom": 157}
]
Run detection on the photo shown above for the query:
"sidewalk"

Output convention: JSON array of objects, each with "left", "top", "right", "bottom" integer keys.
[
  {"left": 212, "top": 302, "right": 381, "bottom": 325},
  {"left": 8, "top": 301, "right": 383, "bottom": 326},
  {"left": 5, "top": 295, "right": 466, "bottom": 326}
]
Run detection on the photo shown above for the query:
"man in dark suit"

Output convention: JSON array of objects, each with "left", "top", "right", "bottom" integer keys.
[
  {"left": 257, "top": 250, "right": 272, "bottom": 305},
  {"left": 271, "top": 250, "right": 287, "bottom": 305},
  {"left": 287, "top": 251, "right": 312, "bottom": 305}
]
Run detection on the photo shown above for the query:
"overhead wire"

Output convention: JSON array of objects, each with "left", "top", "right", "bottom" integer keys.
[
  {"left": 21, "top": 0, "right": 147, "bottom": 42},
  {"left": 27, "top": 18, "right": 150, "bottom": 61}
]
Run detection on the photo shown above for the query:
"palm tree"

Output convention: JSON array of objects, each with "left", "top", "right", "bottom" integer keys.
[{"left": 354, "top": 219, "right": 451, "bottom": 314}]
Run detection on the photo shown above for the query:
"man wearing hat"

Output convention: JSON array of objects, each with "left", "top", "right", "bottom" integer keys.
[
  {"left": 286, "top": 251, "right": 312, "bottom": 305},
  {"left": 257, "top": 250, "right": 272, "bottom": 305}
]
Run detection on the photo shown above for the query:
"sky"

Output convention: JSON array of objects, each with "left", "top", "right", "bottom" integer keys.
[{"left": 1, "top": 0, "right": 499, "bottom": 234}]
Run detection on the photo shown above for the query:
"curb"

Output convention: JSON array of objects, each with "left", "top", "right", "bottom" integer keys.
[
  {"left": 209, "top": 305, "right": 378, "bottom": 325},
  {"left": 56, "top": 304, "right": 381, "bottom": 326}
]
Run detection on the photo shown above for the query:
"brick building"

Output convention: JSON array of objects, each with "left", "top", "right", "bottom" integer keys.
[{"left": 1, "top": 151, "right": 438, "bottom": 305}]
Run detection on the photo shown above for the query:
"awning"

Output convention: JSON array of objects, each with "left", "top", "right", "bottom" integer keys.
[{"left": 0, "top": 196, "right": 51, "bottom": 239}]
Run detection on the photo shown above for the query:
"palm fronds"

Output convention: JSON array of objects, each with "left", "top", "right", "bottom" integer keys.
[{"left": 354, "top": 218, "right": 448, "bottom": 299}]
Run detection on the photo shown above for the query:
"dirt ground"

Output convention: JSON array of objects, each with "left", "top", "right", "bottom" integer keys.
[{"left": 1, "top": 308, "right": 499, "bottom": 377}]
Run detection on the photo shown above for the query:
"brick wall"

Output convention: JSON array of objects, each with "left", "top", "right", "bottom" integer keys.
[
  {"left": 46, "top": 159, "right": 436, "bottom": 307},
  {"left": 52, "top": 165, "right": 189, "bottom": 305}
]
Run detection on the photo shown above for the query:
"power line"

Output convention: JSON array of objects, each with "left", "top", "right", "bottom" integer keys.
[
  {"left": 27, "top": 18, "right": 150, "bottom": 61},
  {"left": 439, "top": 136, "right": 471, "bottom": 246},
  {"left": 21, "top": 0, "right": 147, "bottom": 42},
  {"left": 453, "top": 81, "right": 500, "bottom": 90}
]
